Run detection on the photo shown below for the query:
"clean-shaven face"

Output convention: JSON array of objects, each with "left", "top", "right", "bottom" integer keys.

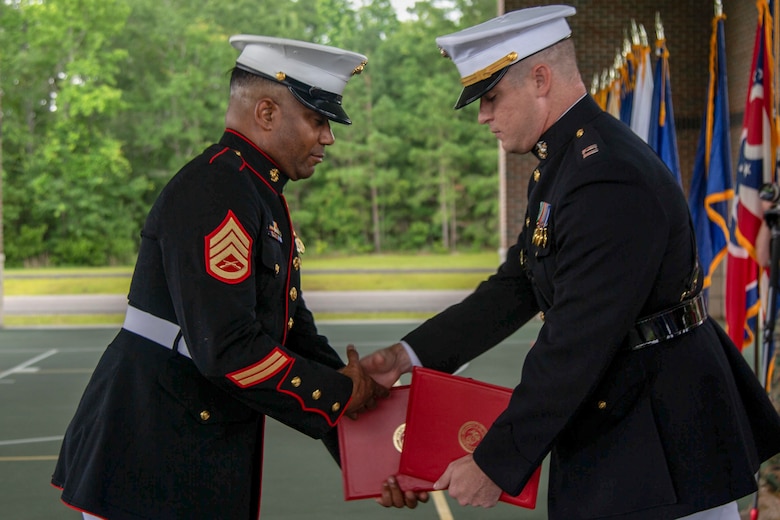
[
  {"left": 271, "top": 96, "right": 335, "bottom": 181},
  {"left": 477, "top": 67, "right": 546, "bottom": 155}
]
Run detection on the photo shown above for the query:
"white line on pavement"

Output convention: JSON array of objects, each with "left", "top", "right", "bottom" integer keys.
[
  {"left": 0, "top": 435, "right": 64, "bottom": 446},
  {"left": 0, "top": 349, "right": 58, "bottom": 380}
]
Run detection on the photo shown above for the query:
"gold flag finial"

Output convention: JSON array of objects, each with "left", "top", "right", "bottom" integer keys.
[
  {"left": 613, "top": 49, "right": 623, "bottom": 72},
  {"left": 638, "top": 23, "right": 648, "bottom": 47},
  {"left": 631, "top": 19, "right": 640, "bottom": 46},
  {"left": 655, "top": 12, "right": 665, "bottom": 42},
  {"left": 591, "top": 73, "right": 600, "bottom": 96}
]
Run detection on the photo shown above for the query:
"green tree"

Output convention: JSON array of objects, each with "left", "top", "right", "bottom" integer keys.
[
  {"left": 1, "top": 0, "right": 504, "bottom": 265},
  {"left": 3, "top": 0, "right": 148, "bottom": 265}
]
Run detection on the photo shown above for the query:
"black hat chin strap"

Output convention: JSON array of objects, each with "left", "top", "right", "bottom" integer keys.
[{"left": 235, "top": 64, "right": 349, "bottom": 123}]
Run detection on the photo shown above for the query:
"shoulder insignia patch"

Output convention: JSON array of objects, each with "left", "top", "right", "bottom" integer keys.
[
  {"left": 205, "top": 210, "right": 252, "bottom": 284},
  {"left": 581, "top": 144, "right": 599, "bottom": 159}
]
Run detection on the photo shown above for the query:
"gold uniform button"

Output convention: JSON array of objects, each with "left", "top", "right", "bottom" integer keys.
[
  {"left": 290, "top": 287, "right": 298, "bottom": 301},
  {"left": 539, "top": 312, "right": 545, "bottom": 321},
  {"left": 533, "top": 168, "right": 541, "bottom": 181},
  {"left": 331, "top": 402, "right": 341, "bottom": 412},
  {"left": 312, "top": 389, "right": 322, "bottom": 400},
  {"left": 291, "top": 376, "right": 301, "bottom": 387},
  {"left": 525, "top": 217, "right": 531, "bottom": 226},
  {"left": 295, "top": 235, "right": 306, "bottom": 254},
  {"left": 576, "top": 128, "right": 584, "bottom": 138},
  {"left": 293, "top": 257, "right": 301, "bottom": 270},
  {"left": 597, "top": 400, "right": 607, "bottom": 410},
  {"left": 274, "top": 263, "right": 280, "bottom": 275},
  {"left": 200, "top": 410, "right": 211, "bottom": 421},
  {"left": 288, "top": 317, "right": 294, "bottom": 330}
]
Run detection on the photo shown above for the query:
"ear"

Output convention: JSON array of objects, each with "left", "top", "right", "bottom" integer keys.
[
  {"left": 255, "top": 98, "right": 277, "bottom": 130},
  {"left": 533, "top": 63, "right": 552, "bottom": 96}
]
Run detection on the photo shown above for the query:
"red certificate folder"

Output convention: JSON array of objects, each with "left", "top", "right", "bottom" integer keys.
[
  {"left": 337, "top": 385, "right": 431, "bottom": 500},
  {"left": 398, "top": 367, "right": 542, "bottom": 509}
]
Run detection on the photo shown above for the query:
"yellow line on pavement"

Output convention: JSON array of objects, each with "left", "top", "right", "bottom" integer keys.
[
  {"left": 432, "top": 490, "right": 454, "bottom": 520},
  {"left": 0, "top": 455, "right": 58, "bottom": 461}
]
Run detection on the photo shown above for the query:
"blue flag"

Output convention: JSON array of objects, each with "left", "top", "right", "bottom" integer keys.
[
  {"left": 688, "top": 11, "right": 734, "bottom": 295},
  {"left": 619, "top": 54, "right": 634, "bottom": 126},
  {"left": 648, "top": 38, "right": 681, "bottom": 185}
]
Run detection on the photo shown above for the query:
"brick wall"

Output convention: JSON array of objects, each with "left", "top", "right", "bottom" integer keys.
[{"left": 499, "top": 0, "right": 759, "bottom": 319}]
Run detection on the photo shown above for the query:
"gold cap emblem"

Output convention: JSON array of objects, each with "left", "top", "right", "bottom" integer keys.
[
  {"left": 276, "top": 71, "right": 286, "bottom": 81},
  {"left": 352, "top": 61, "right": 367, "bottom": 75}
]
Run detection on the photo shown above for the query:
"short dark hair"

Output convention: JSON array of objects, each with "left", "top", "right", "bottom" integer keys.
[
  {"left": 229, "top": 66, "right": 286, "bottom": 103},
  {"left": 230, "top": 66, "right": 267, "bottom": 89}
]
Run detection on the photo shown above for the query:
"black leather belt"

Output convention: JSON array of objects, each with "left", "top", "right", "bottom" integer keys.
[{"left": 625, "top": 293, "right": 707, "bottom": 350}]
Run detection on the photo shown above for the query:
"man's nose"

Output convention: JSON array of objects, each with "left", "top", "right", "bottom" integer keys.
[
  {"left": 322, "top": 124, "right": 335, "bottom": 145},
  {"left": 477, "top": 100, "right": 491, "bottom": 124}
]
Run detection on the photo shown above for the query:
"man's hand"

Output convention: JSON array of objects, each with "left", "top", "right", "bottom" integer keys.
[
  {"left": 434, "top": 454, "right": 501, "bottom": 507},
  {"left": 359, "top": 342, "right": 413, "bottom": 389},
  {"left": 339, "top": 345, "right": 389, "bottom": 419},
  {"left": 375, "top": 476, "right": 430, "bottom": 508}
]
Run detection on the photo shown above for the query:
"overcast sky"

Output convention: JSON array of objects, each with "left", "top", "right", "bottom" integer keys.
[{"left": 390, "top": 0, "right": 416, "bottom": 19}]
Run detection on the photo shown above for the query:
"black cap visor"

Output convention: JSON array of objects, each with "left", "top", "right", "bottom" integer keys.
[
  {"left": 287, "top": 84, "right": 352, "bottom": 125},
  {"left": 454, "top": 67, "right": 509, "bottom": 109}
]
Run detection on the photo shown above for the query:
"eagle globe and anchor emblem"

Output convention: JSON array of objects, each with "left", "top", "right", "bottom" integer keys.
[
  {"left": 393, "top": 424, "right": 405, "bottom": 453},
  {"left": 458, "top": 421, "right": 487, "bottom": 453},
  {"left": 391, "top": 420, "right": 488, "bottom": 454}
]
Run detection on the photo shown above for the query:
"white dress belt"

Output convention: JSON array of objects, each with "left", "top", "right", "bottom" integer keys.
[{"left": 122, "top": 305, "right": 191, "bottom": 359}]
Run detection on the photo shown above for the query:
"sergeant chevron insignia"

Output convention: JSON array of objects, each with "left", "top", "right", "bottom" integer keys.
[{"left": 206, "top": 210, "right": 252, "bottom": 284}]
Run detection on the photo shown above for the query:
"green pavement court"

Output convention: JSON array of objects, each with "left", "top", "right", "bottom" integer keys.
[{"left": 0, "top": 321, "right": 551, "bottom": 520}]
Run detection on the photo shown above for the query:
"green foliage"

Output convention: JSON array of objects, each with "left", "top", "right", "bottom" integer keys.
[{"left": 1, "top": 0, "right": 501, "bottom": 266}]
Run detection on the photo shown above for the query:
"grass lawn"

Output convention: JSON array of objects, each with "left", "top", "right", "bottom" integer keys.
[
  {"left": 3, "top": 252, "right": 500, "bottom": 296},
  {"left": 2, "top": 252, "right": 501, "bottom": 326}
]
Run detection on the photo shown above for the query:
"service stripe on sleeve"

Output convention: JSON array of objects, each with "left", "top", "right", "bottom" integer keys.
[{"left": 227, "top": 348, "right": 291, "bottom": 388}]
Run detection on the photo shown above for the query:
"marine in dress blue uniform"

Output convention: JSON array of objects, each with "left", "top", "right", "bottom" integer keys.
[
  {"left": 364, "top": 6, "right": 780, "bottom": 519},
  {"left": 51, "top": 36, "right": 377, "bottom": 519}
]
